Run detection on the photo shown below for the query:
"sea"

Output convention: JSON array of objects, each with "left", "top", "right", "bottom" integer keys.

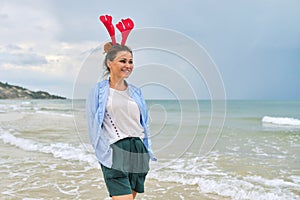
[{"left": 0, "top": 99, "right": 299, "bottom": 200}]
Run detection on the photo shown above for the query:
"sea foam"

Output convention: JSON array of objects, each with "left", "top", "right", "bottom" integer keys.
[
  {"left": 148, "top": 157, "right": 300, "bottom": 200},
  {"left": 262, "top": 116, "right": 300, "bottom": 127},
  {"left": 0, "top": 128, "right": 99, "bottom": 169}
]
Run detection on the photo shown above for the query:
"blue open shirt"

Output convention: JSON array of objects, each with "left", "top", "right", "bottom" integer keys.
[{"left": 86, "top": 79, "right": 156, "bottom": 168}]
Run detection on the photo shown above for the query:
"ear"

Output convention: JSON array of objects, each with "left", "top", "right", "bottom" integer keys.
[{"left": 107, "top": 60, "right": 112, "bottom": 68}]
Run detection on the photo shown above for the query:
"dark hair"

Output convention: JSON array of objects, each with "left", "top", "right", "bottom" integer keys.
[{"left": 103, "top": 42, "right": 133, "bottom": 76}]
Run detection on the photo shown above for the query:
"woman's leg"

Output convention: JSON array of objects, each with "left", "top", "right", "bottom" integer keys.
[
  {"left": 132, "top": 190, "right": 137, "bottom": 199},
  {"left": 112, "top": 194, "right": 134, "bottom": 200},
  {"left": 111, "top": 190, "right": 136, "bottom": 200}
]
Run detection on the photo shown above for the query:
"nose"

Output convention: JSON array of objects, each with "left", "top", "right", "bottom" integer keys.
[{"left": 126, "top": 61, "right": 133, "bottom": 68}]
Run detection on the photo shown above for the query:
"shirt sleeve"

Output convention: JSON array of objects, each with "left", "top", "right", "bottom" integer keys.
[
  {"left": 86, "top": 85, "right": 99, "bottom": 148},
  {"left": 139, "top": 88, "right": 157, "bottom": 161}
]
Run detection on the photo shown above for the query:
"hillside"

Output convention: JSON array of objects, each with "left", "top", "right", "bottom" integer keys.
[{"left": 0, "top": 82, "right": 66, "bottom": 99}]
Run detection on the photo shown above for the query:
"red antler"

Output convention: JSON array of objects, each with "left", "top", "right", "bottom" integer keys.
[
  {"left": 116, "top": 18, "right": 134, "bottom": 45},
  {"left": 99, "top": 15, "right": 116, "bottom": 45}
]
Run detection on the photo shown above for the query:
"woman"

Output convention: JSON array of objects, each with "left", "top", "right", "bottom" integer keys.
[{"left": 86, "top": 40, "right": 156, "bottom": 199}]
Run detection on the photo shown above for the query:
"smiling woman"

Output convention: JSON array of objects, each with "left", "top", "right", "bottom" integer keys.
[
  {"left": 103, "top": 43, "right": 134, "bottom": 90},
  {"left": 86, "top": 42, "right": 156, "bottom": 199},
  {"left": 86, "top": 15, "right": 156, "bottom": 199}
]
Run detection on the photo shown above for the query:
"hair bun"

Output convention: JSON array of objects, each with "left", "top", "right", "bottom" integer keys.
[{"left": 104, "top": 42, "right": 113, "bottom": 53}]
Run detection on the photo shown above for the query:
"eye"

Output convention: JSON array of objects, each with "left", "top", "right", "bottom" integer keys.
[
  {"left": 120, "top": 60, "right": 126, "bottom": 63},
  {"left": 129, "top": 60, "right": 133, "bottom": 64}
]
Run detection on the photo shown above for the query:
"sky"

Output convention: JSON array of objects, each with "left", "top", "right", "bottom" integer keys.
[{"left": 0, "top": 0, "right": 299, "bottom": 99}]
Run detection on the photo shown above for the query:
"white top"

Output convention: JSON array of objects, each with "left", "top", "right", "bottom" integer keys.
[{"left": 102, "top": 87, "right": 144, "bottom": 144}]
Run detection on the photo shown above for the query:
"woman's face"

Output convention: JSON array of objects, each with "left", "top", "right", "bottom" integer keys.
[{"left": 108, "top": 51, "right": 133, "bottom": 79}]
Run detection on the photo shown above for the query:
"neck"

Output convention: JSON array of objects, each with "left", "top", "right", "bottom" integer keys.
[{"left": 109, "top": 76, "right": 127, "bottom": 90}]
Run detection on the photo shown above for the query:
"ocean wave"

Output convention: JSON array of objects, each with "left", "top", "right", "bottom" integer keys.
[
  {"left": 0, "top": 104, "right": 22, "bottom": 112},
  {"left": 0, "top": 128, "right": 99, "bottom": 169},
  {"left": 35, "top": 110, "right": 74, "bottom": 118},
  {"left": 0, "top": 101, "right": 74, "bottom": 117},
  {"left": 149, "top": 158, "right": 300, "bottom": 200},
  {"left": 21, "top": 101, "right": 32, "bottom": 105},
  {"left": 262, "top": 116, "right": 300, "bottom": 127},
  {"left": 1, "top": 127, "right": 299, "bottom": 199}
]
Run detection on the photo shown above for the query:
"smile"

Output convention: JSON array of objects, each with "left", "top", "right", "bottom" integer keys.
[{"left": 121, "top": 69, "right": 131, "bottom": 73}]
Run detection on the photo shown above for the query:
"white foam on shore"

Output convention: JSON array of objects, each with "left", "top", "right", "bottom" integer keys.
[
  {"left": 262, "top": 116, "right": 300, "bottom": 127},
  {"left": 0, "top": 102, "right": 73, "bottom": 118},
  {"left": 1, "top": 127, "right": 299, "bottom": 199},
  {"left": 150, "top": 170, "right": 300, "bottom": 200},
  {"left": 0, "top": 128, "right": 99, "bottom": 169},
  {"left": 149, "top": 157, "right": 300, "bottom": 200},
  {"left": 0, "top": 104, "right": 20, "bottom": 113},
  {"left": 21, "top": 101, "right": 32, "bottom": 105},
  {"left": 35, "top": 110, "right": 74, "bottom": 118}
]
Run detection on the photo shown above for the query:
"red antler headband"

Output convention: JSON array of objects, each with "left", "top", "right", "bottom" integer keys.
[
  {"left": 99, "top": 15, "right": 116, "bottom": 45},
  {"left": 99, "top": 14, "right": 135, "bottom": 46}
]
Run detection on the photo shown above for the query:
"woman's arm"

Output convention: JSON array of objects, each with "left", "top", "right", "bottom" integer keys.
[{"left": 86, "top": 85, "right": 99, "bottom": 148}]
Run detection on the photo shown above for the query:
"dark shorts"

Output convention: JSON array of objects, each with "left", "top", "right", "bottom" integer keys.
[{"left": 101, "top": 137, "right": 150, "bottom": 197}]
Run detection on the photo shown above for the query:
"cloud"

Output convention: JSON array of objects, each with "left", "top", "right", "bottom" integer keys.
[
  {"left": 0, "top": 0, "right": 61, "bottom": 44},
  {"left": 4, "top": 44, "right": 22, "bottom": 51},
  {"left": 0, "top": 1, "right": 101, "bottom": 97},
  {"left": 0, "top": 40, "right": 99, "bottom": 98},
  {"left": 0, "top": 52, "right": 48, "bottom": 66},
  {"left": 0, "top": 0, "right": 299, "bottom": 99}
]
